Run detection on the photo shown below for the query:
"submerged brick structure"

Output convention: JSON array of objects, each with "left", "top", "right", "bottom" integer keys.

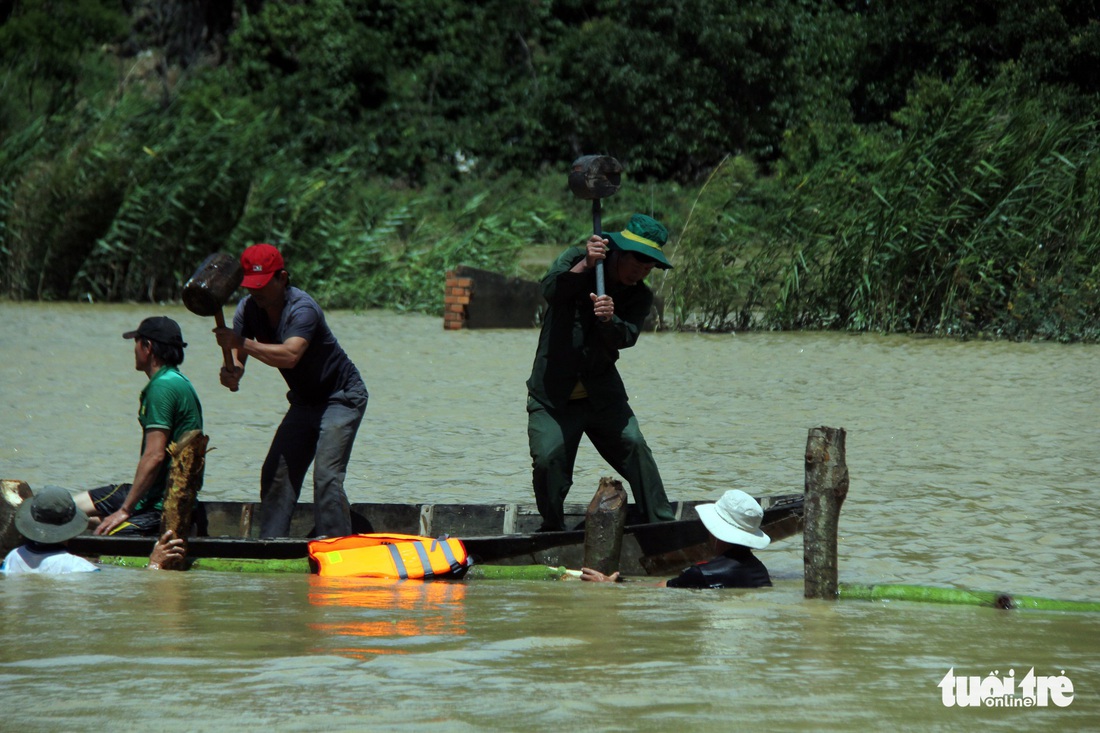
[
  {"left": 443, "top": 271, "right": 474, "bottom": 330},
  {"left": 443, "top": 267, "right": 544, "bottom": 330}
]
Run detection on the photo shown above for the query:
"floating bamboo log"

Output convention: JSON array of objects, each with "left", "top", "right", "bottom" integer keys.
[
  {"left": 839, "top": 583, "right": 1100, "bottom": 613},
  {"left": 87, "top": 555, "right": 1100, "bottom": 608},
  {"left": 159, "top": 430, "right": 209, "bottom": 570},
  {"left": 468, "top": 564, "right": 572, "bottom": 581},
  {"left": 582, "top": 476, "right": 628, "bottom": 575},
  {"left": 97, "top": 556, "right": 575, "bottom": 578},
  {"left": 99, "top": 555, "right": 309, "bottom": 573},
  {"left": 803, "top": 426, "right": 849, "bottom": 600}
]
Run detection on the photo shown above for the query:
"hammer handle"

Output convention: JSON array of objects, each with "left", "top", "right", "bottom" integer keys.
[
  {"left": 592, "top": 199, "right": 605, "bottom": 297},
  {"left": 592, "top": 199, "right": 611, "bottom": 323},
  {"left": 213, "top": 310, "right": 239, "bottom": 392}
]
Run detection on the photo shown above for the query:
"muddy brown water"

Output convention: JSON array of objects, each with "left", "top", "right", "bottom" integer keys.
[{"left": 2, "top": 303, "right": 1097, "bottom": 731}]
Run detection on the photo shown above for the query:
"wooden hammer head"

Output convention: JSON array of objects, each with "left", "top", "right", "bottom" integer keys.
[
  {"left": 568, "top": 155, "right": 623, "bottom": 200},
  {"left": 182, "top": 252, "right": 244, "bottom": 317}
]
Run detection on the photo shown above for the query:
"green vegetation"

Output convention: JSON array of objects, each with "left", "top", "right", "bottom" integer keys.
[
  {"left": 99, "top": 555, "right": 574, "bottom": 579},
  {"left": 668, "top": 73, "right": 1100, "bottom": 341},
  {"left": 100, "top": 555, "right": 310, "bottom": 573},
  {"left": 1, "top": 0, "right": 1097, "bottom": 341}
]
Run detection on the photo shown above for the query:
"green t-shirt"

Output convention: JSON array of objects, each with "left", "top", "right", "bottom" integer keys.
[{"left": 137, "top": 365, "right": 203, "bottom": 512}]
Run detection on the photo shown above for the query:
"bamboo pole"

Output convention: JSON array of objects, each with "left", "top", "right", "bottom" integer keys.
[
  {"left": 804, "top": 426, "right": 849, "bottom": 599},
  {"left": 85, "top": 557, "right": 1100, "bottom": 608},
  {"left": 468, "top": 565, "right": 572, "bottom": 581},
  {"left": 582, "top": 477, "right": 628, "bottom": 575},
  {"left": 839, "top": 583, "right": 1100, "bottom": 613},
  {"left": 159, "top": 430, "right": 209, "bottom": 570}
]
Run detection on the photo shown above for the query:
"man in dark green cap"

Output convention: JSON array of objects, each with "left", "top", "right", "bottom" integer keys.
[{"left": 526, "top": 213, "right": 676, "bottom": 531}]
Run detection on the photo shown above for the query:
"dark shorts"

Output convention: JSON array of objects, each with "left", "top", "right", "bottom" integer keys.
[{"left": 88, "top": 484, "right": 162, "bottom": 536}]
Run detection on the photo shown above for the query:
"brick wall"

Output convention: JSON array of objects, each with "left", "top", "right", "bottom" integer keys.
[{"left": 443, "top": 271, "right": 473, "bottom": 330}]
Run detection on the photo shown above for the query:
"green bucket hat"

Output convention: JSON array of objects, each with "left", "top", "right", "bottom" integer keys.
[{"left": 604, "top": 214, "right": 673, "bottom": 269}]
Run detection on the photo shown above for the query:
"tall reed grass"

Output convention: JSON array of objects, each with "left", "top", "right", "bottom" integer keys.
[{"left": 667, "top": 75, "right": 1100, "bottom": 341}]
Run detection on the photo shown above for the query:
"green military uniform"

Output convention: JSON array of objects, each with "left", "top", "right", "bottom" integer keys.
[{"left": 525, "top": 243, "right": 674, "bottom": 531}]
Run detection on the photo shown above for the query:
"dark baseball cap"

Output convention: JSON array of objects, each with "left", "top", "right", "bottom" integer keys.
[{"left": 122, "top": 316, "right": 187, "bottom": 348}]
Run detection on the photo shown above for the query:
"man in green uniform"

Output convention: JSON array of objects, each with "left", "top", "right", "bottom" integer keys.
[
  {"left": 74, "top": 316, "right": 204, "bottom": 535},
  {"left": 526, "top": 213, "right": 676, "bottom": 531}
]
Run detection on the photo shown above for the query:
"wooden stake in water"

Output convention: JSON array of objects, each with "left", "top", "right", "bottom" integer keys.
[
  {"left": 159, "top": 430, "right": 208, "bottom": 570},
  {"left": 804, "top": 426, "right": 849, "bottom": 599},
  {"left": 583, "top": 477, "right": 628, "bottom": 575}
]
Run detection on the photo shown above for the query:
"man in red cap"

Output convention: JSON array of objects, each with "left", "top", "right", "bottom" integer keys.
[{"left": 214, "top": 243, "right": 368, "bottom": 538}]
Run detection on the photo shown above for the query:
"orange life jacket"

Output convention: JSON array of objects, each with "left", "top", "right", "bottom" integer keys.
[{"left": 308, "top": 533, "right": 471, "bottom": 579}]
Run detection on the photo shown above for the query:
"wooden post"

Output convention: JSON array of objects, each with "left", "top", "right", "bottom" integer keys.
[
  {"left": 804, "top": 426, "right": 849, "bottom": 599},
  {"left": 582, "top": 477, "right": 628, "bottom": 575},
  {"left": 160, "top": 430, "right": 209, "bottom": 570},
  {"left": 0, "top": 479, "right": 33, "bottom": 555}
]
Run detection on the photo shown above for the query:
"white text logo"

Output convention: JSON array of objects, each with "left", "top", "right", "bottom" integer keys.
[{"left": 939, "top": 668, "right": 1074, "bottom": 707}]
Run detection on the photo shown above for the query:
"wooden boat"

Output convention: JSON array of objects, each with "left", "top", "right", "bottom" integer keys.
[{"left": 66, "top": 493, "right": 804, "bottom": 576}]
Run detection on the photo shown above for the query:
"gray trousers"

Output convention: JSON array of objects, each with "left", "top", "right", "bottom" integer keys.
[
  {"left": 259, "top": 381, "right": 368, "bottom": 538},
  {"left": 527, "top": 395, "right": 674, "bottom": 531}
]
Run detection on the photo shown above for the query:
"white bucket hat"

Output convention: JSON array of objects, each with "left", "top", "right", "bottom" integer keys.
[{"left": 696, "top": 490, "right": 771, "bottom": 549}]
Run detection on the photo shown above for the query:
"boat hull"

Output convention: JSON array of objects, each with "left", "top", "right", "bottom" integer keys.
[{"left": 67, "top": 494, "right": 804, "bottom": 576}]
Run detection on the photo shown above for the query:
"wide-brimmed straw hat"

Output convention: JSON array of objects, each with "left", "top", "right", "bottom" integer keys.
[
  {"left": 696, "top": 490, "right": 771, "bottom": 549},
  {"left": 14, "top": 486, "right": 88, "bottom": 545}
]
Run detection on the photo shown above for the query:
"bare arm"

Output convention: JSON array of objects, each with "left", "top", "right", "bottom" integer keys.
[
  {"left": 580, "top": 567, "right": 668, "bottom": 587},
  {"left": 238, "top": 335, "right": 309, "bottom": 369},
  {"left": 94, "top": 428, "right": 169, "bottom": 535},
  {"left": 214, "top": 327, "right": 309, "bottom": 370}
]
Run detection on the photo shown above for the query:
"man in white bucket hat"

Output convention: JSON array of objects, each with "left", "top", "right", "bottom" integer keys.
[{"left": 580, "top": 489, "right": 772, "bottom": 588}]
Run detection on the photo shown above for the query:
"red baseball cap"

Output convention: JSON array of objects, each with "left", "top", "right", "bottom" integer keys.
[{"left": 240, "top": 243, "right": 285, "bottom": 289}]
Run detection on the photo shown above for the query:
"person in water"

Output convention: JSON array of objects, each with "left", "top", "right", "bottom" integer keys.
[
  {"left": 1, "top": 485, "right": 185, "bottom": 574},
  {"left": 580, "top": 489, "right": 772, "bottom": 588}
]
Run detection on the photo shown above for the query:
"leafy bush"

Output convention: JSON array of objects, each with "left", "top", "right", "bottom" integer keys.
[{"left": 667, "top": 71, "right": 1100, "bottom": 341}]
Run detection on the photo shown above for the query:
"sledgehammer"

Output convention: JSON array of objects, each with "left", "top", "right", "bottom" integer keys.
[
  {"left": 182, "top": 252, "right": 244, "bottom": 390},
  {"left": 568, "top": 155, "right": 623, "bottom": 299}
]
